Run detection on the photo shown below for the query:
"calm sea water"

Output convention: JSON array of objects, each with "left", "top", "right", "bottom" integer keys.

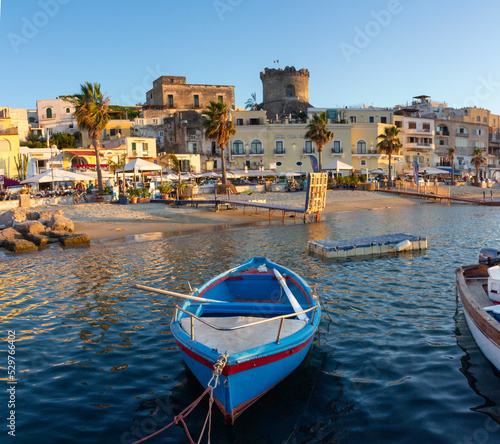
[{"left": 2, "top": 203, "right": 500, "bottom": 443}]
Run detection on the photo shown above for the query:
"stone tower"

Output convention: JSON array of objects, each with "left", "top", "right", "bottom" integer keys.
[{"left": 260, "top": 66, "right": 311, "bottom": 120}]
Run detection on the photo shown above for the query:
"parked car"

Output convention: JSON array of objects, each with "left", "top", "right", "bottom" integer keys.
[{"left": 230, "top": 179, "right": 253, "bottom": 186}]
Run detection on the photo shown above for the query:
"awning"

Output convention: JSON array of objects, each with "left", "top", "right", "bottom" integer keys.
[{"left": 66, "top": 150, "right": 104, "bottom": 156}]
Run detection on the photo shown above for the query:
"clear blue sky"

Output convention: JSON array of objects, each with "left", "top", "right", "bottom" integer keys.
[{"left": 2, "top": 0, "right": 500, "bottom": 113}]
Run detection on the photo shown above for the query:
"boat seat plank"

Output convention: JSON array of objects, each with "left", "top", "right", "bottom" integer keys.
[
  {"left": 467, "top": 278, "right": 492, "bottom": 307},
  {"left": 180, "top": 316, "right": 307, "bottom": 354}
]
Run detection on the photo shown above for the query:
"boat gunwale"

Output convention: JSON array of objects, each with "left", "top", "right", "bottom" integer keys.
[{"left": 456, "top": 265, "right": 500, "bottom": 349}]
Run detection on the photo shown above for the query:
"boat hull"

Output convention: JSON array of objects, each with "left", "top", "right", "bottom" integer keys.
[
  {"left": 456, "top": 265, "right": 500, "bottom": 372},
  {"left": 176, "top": 332, "right": 315, "bottom": 424}
]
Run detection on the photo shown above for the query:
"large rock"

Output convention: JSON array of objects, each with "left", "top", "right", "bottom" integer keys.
[
  {"left": 3, "top": 239, "right": 38, "bottom": 252},
  {"left": 35, "top": 210, "right": 63, "bottom": 225},
  {"left": 0, "top": 209, "right": 28, "bottom": 228},
  {"left": 59, "top": 234, "right": 90, "bottom": 246},
  {"left": 24, "top": 233, "right": 54, "bottom": 246},
  {"left": 41, "top": 230, "right": 72, "bottom": 239},
  {"left": 49, "top": 214, "right": 74, "bottom": 232},
  {"left": 0, "top": 227, "right": 24, "bottom": 240},
  {"left": 15, "top": 220, "right": 45, "bottom": 236}
]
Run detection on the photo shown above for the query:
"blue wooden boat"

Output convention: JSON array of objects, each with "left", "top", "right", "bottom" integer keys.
[{"left": 169, "top": 257, "right": 321, "bottom": 424}]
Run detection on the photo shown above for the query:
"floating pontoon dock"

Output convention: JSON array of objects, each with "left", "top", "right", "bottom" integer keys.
[{"left": 308, "top": 233, "right": 427, "bottom": 259}]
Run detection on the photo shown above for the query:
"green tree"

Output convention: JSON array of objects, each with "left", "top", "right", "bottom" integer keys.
[
  {"left": 160, "top": 152, "right": 182, "bottom": 199},
  {"left": 446, "top": 146, "right": 455, "bottom": 183},
  {"left": 70, "top": 82, "right": 110, "bottom": 192},
  {"left": 202, "top": 101, "right": 235, "bottom": 185},
  {"left": 48, "top": 132, "right": 77, "bottom": 148},
  {"left": 471, "top": 147, "right": 485, "bottom": 184},
  {"left": 245, "top": 92, "right": 258, "bottom": 110},
  {"left": 305, "top": 111, "right": 334, "bottom": 171},
  {"left": 377, "top": 126, "right": 402, "bottom": 186},
  {"left": 14, "top": 154, "right": 29, "bottom": 180}
]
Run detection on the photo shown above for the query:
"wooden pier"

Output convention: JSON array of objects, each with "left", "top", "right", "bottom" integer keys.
[{"left": 375, "top": 189, "right": 500, "bottom": 206}]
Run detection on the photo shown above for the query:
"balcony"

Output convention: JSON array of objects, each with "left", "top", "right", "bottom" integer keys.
[
  {"left": 456, "top": 132, "right": 469, "bottom": 138},
  {"left": 274, "top": 148, "right": 286, "bottom": 155},
  {"left": 42, "top": 113, "right": 56, "bottom": 120},
  {"left": 407, "top": 128, "right": 432, "bottom": 134},
  {"left": 436, "top": 130, "right": 450, "bottom": 136},
  {"left": 406, "top": 142, "right": 434, "bottom": 150},
  {"left": 231, "top": 150, "right": 245, "bottom": 156},
  {"left": 249, "top": 150, "right": 264, "bottom": 155},
  {"left": 303, "top": 149, "right": 315, "bottom": 155}
]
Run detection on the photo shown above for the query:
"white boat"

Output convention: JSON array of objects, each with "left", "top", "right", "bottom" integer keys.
[{"left": 456, "top": 248, "right": 500, "bottom": 371}]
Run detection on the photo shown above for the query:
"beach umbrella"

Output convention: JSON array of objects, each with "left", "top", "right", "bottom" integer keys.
[
  {"left": 117, "top": 158, "right": 162, "bottom": 173},
  {"left": 21, "top": 169, "right": 93, "bottom": 184}
]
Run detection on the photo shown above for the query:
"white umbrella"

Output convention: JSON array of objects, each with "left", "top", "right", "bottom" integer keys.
[
  {"left": 21, "top": 169, "right": 93, "bottom": 184},
  {"left": 117, "top": 158, "right": 162, "bottom": 173},
  {"left": 279, "top": 171, "right": 303, "bottom": 177},
  {"left": 323, "top": 160, "right": 354, "bottom": 170},
  {"left": 198, "top": 172, "right": 221, "bottom": 178},
  {"left": 369, "top": 168, "right": 386, "bottom": 175},
  {"left": 419, "top": 167, "right": 449, "bottom": 175}
]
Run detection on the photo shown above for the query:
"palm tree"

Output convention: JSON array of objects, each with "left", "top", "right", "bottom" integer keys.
[
  {"left": 202, "top": 101, "right": 235, "bottom": 185},
  {"left": 446, "top": 147, "right": 455, "bottom": 184},
  {"left": 245, "top": 92, "right": 258, "bottom": 110},
  {"left": 471, "top": 147, "right": 485, "bottom": 184},
  {"left": 70, "top": 82, "right": 110, "bottom": 192},
  {"left": 305, "top": 112, "right": 334, "bottom": 171},
  {"left": 160, "top": 152, "right": 182, "bottom": 199},
  {"left": 377, "top": 126, "right": 402, "bottom": 186}
]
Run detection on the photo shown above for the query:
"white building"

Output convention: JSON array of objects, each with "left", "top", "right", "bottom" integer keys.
[{"left": 36, "top": 98, "right": 78, "bottom": 136}]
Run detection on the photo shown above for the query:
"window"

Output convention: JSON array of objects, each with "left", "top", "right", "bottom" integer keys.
[
  {"left": 150, "top": 93, "right": 153, "bottom": 99},
  {"left": 413, "top": 156, "right": 424, "bottom": 165},
  {"left": 250, "top": 139, "right": 263, "bottom": 154},
  {"left": 275, "top": 141, "right": 284, "bottom": 154},
  {"left": 249, "top": 118, "right": 260, "bottom": 125},
  {"left": 285, "top": 85, "right": 295, "bottom": 97},
  {"left": 110, "top": 128, "right": 119, "bottom": 136},
  {"left": 168, "top": 95, "right": 174, "bottom": 107},
  {"left": 369, "top": 116, "right": 375, "bottom": 123},
  {"left": 423, "top": 123, "right": 431, "bottom": 131},
  {"left": 380, "top": 116, "right": 387, "bottom": 124},
  {"left": 484, "top": 117, "right": 488, "bottom": 123},
  {"left": 304, "top": 140, "right": 313, "bottom": 154},
  {"left": 333, "top": 140, "right": 342, "bottom": 153},
  {"left": 46, "top": 108, "right": 52, "bottom": 119},
  {"left": 437, "top": 125, "right": 449, "bottom": 135},
  {"left": 169, "top": 137, "right": 173, "bottom": 142},
  {"left": 132, "top": 142, "right": 137, "bottom": 151},
  {"left": 194, "top": 95, "right": 199, "bottom": 107},
  {"left": 477, "top": 116, "right": 481, "bottom": 122},
  {"left": 276, "top": 161, "right": 283, "bottom": 167},
  {"left": 357, "top": 140, "right": 366, "bottom": 154},
  {"left": 159, "top": 130, "right": 164, "bottom": 137},
  {"left": 395, "top": 120, "right": 402, "bottom": 128},
  {"left": 66, "top": 108, "right": 70, "bottom": 113},
  {"left": 350, "top": 116, "right": 356, "bottom": 123},
  {"left": 405, "top": 156, "right": 410, "bottom": 163},
  {"left": 188, "top": 142, "right": 198, "bottom": 154},
  {"left": 408, "top": 121, "right": 416, "bottom": 129},
  {"left": 143, "top": 143, "right": 148, "bottom": 154},
  {"left": 456, "top": 138, "right": 468, "bottom": 147},
  {"left": 236, "top": 118, "right": 244, "bottom": 126},
  {"left": 474, "top": 129, "right": 484, "bottom": 136},
  {"left": 138, "top": 119, "right": 144, "bottom": 125},
  {"left": 457, "top": 127, "right": 469, "bottom": 136},
  {"left": 152, "top": 118, "right": 158, "bottom": 125},
  {"left": 232, "top": 140, "right": 245, "bottom": 155},
  {"left": 475, "top": 142, "right": 485, "bottom": 148},
  {"left": 360, "top": 160, "right": 367, "bottom": 166},
  {"left": 218, "top": 95, "right": 223, "bottom": 103}
]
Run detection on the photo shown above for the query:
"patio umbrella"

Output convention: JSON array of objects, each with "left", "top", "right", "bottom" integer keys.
[
  {"left": 323, "top": 160, "right": 354, "bottom": 171},
  {"left": 21, "top": 169, "right": 94, "bottom": 184},
  {"left": 279, "top": 171, "right": 303, "bottom": 177}
]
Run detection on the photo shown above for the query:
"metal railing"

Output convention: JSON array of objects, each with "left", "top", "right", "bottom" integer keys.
[{"left": 175, "top": 304, "right": 318, "bottom": 344}]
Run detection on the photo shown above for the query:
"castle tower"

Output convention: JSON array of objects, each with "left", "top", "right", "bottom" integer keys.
[{"left": 260, "top": 66, "right": 310, "bottom": 120}]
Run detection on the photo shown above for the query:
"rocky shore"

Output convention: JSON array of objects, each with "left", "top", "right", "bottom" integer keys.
[{"left": 0, "top": 209, "right": 90, "bottom": 252}]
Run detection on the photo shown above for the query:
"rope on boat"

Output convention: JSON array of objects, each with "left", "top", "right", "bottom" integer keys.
[{"left": 132, "top": 353, "right": 229, "bottom": 444}]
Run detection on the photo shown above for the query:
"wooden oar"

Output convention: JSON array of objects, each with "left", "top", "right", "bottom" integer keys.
[
  {"left": 273, "top": 268, "right": 309, "bottom": 321},
  {"left": 133, "top": 284, "right": 227, "bottom": 303}
]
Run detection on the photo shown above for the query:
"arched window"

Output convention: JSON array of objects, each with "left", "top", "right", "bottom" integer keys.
[
  {"left": 66, "top": 108, "right": 71, "bottom": 113},
  {"left": 46, "top": 108, "right": 53, "bottom": 119},
  {"left": 232, "top": 140, "right": 244, "bottom": 155},
  {"left": 457, "top": 127, "right": 469, "bottom": 137},
  {"left": 484, "top": 117, "right": 487, "bottom": 123},
  {"left": 357, "top": 140, "right": 367, "bottom": 154},
  {"left": 285, "top": 84, "right": 295, "bottom": 97},
  {"left": 250, "top": 139, "right": 263, "bottom": 154}
]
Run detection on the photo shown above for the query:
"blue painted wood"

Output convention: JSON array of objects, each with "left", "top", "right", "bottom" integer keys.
[{"left": 169, "top": 257, "right": 320, "bottom": 424}]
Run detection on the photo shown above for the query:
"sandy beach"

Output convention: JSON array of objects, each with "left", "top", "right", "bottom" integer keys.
[
  {"left": 3, "top": 183, "right": 487, "bottom": 243},
  {"left": 49, "top": 189, "right": 424, "bottom": 242}
]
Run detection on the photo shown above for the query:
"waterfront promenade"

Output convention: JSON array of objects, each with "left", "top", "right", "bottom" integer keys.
[{"left": 54, "top": 184, "right": 488, "bottom": 242}]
